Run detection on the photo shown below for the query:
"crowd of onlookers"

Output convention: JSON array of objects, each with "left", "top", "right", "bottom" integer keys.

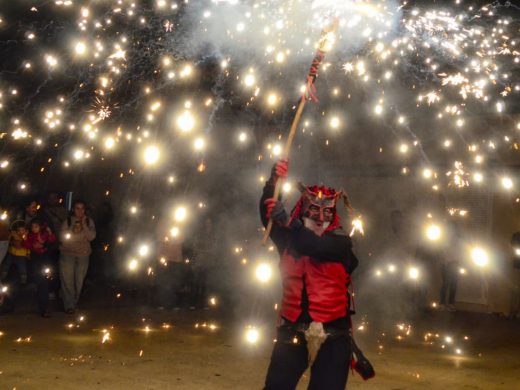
[
  {"left": 0, "top": 192, "right": 221, "bottom": 318},
  {"left": 0, "top": 194, "right": 96, "bottom": 317},
  {"left": 153, "top": 216, "right": 218, "bottom": 311}
]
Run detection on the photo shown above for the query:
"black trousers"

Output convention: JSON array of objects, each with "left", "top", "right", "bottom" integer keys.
[
  {"left": 189, "top": 267, "right": 208, "bottom": 308},
  {"left": 440, "top": 262, "right": 459, "bottom": 305},
  {"left": 264, "top": 327, "right": 352, "bottom": 390},
  {"left": 30, "top": 253, "right": 53, "bottom": 313}
]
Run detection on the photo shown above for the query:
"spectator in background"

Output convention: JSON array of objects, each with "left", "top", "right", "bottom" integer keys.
[
  {"left": 42, "top": 192, "right": 67, "bottom": 234},
  {"left": 439, "top": 260, "right": 459, "bottom": 312},
  {"left": 90, "top": 200, "right": 114, "bottom": 281},
  {"left": 190, "top": 217, "right": 216, "bottom": 310},
  {"left": 439, "top": 222, "right": 462, "bottom": 312},
  {"left": 26, "top": 219, "right": 57, "bottom": 317},
  {"left": 411, "top": 243, "right": 442, "bottom": 313},
  {"left": 59, "top": 200, "right": 96, "bottom": 314},
  {"left": 0, "top": 220, "right": 30, "bottom": 284},
  {"left": 18, "top": 200, "right": 40, "bottom": 227},
  {"left": 155, "top": 217, "right": 186, "bottom": 310}
]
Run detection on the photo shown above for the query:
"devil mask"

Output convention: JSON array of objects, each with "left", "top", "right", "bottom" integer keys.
[{"left": 290, "top": 184, "right": 343, "bottom": 234}]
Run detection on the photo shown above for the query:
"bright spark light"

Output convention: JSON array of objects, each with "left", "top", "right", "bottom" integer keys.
[
  {"left": 408, "top": 267, "right": 419, "bottom": 280},
  {"left": 101, "top": 330, "right": 111, "bottom": 344},
  {"left": 193, "top": 137, "right": 206, "bottom": 151},
  {"left": 179, "top": 64, "right": 193, "bottom": 78},
  {"left": 238, "top": 131, "right": 248, "bottom": 143},
  {"left": 471, "top": 247, "right": 489, "bottom": 267},
  {"left": 473, "top": 172, "right": 484, "bottom": 183},
  {"left": 74, "top": 41, "right": 87, "bottom": 56},
  {"left": 350, "top": 218, "right": 365, "bottom": 237},
  {"left": 176, "top": 110, "right": 195, "bottom": 133},
  {"left": 174, "top": 206, "right": 187, "bottom": 222},
  {"left": 422, "top": 169, "right": 433, "bottom": 179},
  {"left": 244, "top": 73, "right": 256, "bottom": 87},
  {"left": 272, "top": 143, "right": 282, "bottom": 157},
  {"left": 425, "top": 224, "right": 442, "bottom": 241},
  {"left": 255, "top": 263, "right": 272, "bottom": 283},
  {"left": 244, "top": 327, "right": 260, "bottom": 344},
  {"left": 138, "top": 244, "right": 150, "bottom": 257},
  {"left": 104, "top": 137, "right": 115, "bottom": 150},
  {"left": 501, "top": 176, "right": 513, "bottom": 190},
  {"left": 128, "top": 259, "right": 139, "bottom": 271},
  {"left": 266, "top": 93, "right": 279, "bottom": 107},
  {"left": 143, "top": 145, "right": 160, "bottom": 165},
  {"left": 170, "top": 226, "right": 180, "bottom": 237},
  {"left": 329, "top": 116, "right": 341, "bottom": 129}
]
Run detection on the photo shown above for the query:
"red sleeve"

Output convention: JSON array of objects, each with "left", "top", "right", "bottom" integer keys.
[{"left": 24, "top": 234, "right": 35, "bottom": 250}]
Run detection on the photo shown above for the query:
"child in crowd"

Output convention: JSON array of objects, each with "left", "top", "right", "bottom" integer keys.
[
  {"left": 25, "top": 219, "right": 57, "bottom": 317},
  {"left": 0, "top": 220, "right": 30, "bottom": 284}
]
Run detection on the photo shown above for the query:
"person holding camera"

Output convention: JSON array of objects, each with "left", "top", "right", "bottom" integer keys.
[{"left": 59, "top": 200, "right": 96, "bottom": 314}]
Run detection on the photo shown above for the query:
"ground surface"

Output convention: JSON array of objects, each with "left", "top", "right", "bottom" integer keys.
[{"left": 1, "top": 291, "right": 519, "bottom": 390}]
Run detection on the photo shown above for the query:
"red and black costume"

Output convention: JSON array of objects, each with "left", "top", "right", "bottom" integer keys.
[{"left": 260, "top": 172, "right": 359, "bottom": 390}]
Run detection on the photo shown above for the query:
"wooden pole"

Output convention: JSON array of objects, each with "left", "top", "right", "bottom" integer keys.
[{"left": 262, "top": 20, "right": 338, "bottom": 245}]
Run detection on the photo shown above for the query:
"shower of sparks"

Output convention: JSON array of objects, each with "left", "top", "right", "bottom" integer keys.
[
  {"left": 0, "top": 1, "right": 518, "bottom": 195},
  {"left": 0, "top": 2, "right": 519, "bottom": 373}
]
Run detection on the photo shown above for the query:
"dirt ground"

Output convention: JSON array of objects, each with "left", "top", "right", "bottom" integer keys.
[{"left": 1, "top": 296, "right": 519, "bottom": 390}]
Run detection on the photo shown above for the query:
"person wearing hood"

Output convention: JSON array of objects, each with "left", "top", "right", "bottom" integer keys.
[{"left": 260, "top": 158, "right": 360, "bottom": 390}]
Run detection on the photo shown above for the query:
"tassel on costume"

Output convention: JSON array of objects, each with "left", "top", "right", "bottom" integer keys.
[{"left": 304, "top": 321, "right": 328, "bottom": 366}]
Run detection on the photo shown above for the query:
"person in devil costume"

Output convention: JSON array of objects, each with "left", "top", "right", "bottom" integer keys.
[{"left": 261, "top": 158, "right": 362, "bottom": 390}]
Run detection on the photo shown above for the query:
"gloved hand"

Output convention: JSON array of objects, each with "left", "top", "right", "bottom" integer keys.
[
  {"left": 264, "top": 198, "right": 289, "bottom": 226},
  {"left": 270, "top": 158, "right": 289, "bottom": 181}
]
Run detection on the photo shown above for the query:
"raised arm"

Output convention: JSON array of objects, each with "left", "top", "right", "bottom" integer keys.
[
  {"left": 82, "top": 218, "right": 96, "bottom": 241},
  {"left": 259, "top": 159, "right": 290, "bottom": 254}
]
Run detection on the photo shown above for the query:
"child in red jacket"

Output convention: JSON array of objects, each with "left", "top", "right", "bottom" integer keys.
[{"left": 25, "top": 219, "right": 57, "bottom": 317}]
